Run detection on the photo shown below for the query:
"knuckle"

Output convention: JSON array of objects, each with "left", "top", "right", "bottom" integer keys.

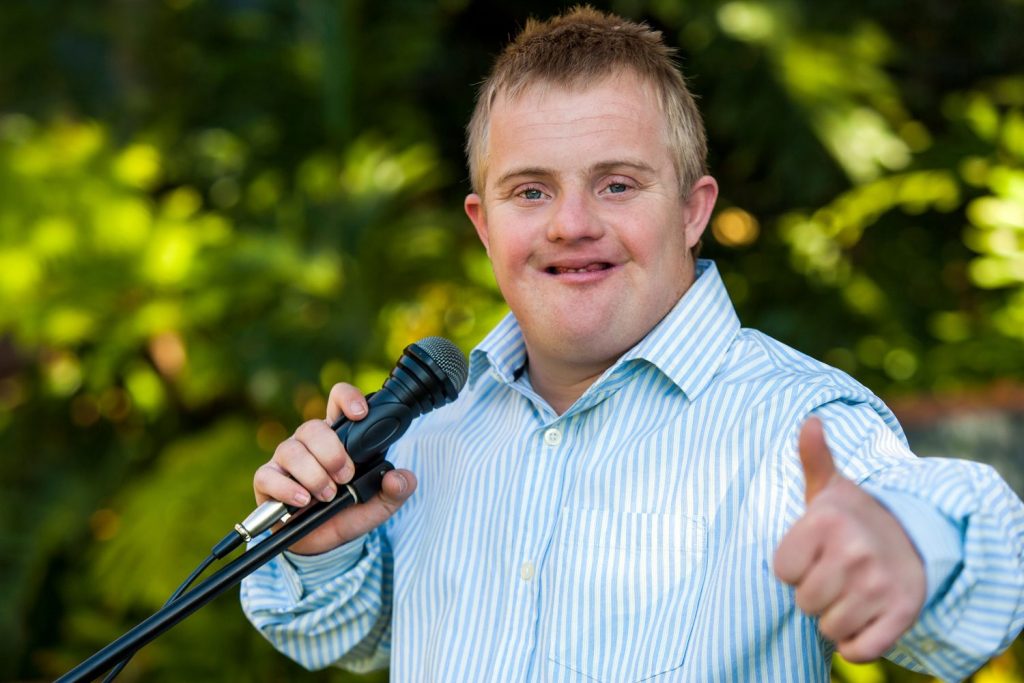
[
  {"left": 841, "top": 638, "right": 883, "bottom": 663},
  {"left": 803, "top": 508, "right": 839, "bottom": 539},
  {"left": 328, "top": 382, "right": 358, "bottom": 402},
  {"left": 336, "top": 456, "right": 355, "bottom": 477},
  {"left": 838, "top": 642, "right": 864, "bottom": 662},
  {"left": 272, "top": 436, "right": 302, "bottom": 462},
  {"left": 861, "top": 572, "right": 887, "bottom": 601},
  {"left": 808, "top": 501, "right": 837, "bottom": 524},
  {"left": 253, "top": 463, "right": 276, "bottom": 489},
  {"left": 378, "top": 496, "right": 405, "bottom": 518},
  {"left": 850, "top": 544, "right": 875, "bottom": 569},
  {"left": 839, "top": 535, "right": 873, "bottom": 568},
  {"left": 378, "top": 486, "right": 411, "bottom": 515},
  {"left": 771, "top": 554, "right": 790, "bottom": 581},
  {"left": 794, "top": 588, "right": 815, "bottom": 615},
  {"left": 773, "top": 555, "right": 802, "bottom": 586},
  {"left": 294, "top": 419, "right": 326, "bottom": 441},
  {"left": 818, "top": 614, "right": 838, "bottom": 641}
]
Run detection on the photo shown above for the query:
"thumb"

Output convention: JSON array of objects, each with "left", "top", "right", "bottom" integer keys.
[
  {"left": 323, "top": 469, "right": 418, "bottom": 549},
  {"left": 799, "top": 417, "right": 839, "bottom": 503},
  {"left": 355, "top": 469, "right": 417, "bottom": 528}
]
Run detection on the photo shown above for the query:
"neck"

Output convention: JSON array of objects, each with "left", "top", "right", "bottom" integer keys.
[{"left": 525, "top": 352, "right": 614, "bottom": 416}]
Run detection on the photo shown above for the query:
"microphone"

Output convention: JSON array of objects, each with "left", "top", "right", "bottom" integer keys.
[
  {"left": 223, "top": 337, "right": 468, "bottom": 552},
  {"left": 60, "top": 339, "right": 469, "bottom": 683}
]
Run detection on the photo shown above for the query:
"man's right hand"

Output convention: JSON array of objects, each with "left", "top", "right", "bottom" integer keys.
[{"left": 252, "top": 382, "right": 417, "bottom": 556}]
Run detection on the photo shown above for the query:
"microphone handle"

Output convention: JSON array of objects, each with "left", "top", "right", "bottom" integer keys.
[
  {"left": 56, "top": 458, "right": 394, "bottom": 683},
  {"left": 232, "top": 391, "right": 405, "bottom": 546},
  {"left": 332, "top": 390, "right": 414, "bottom": 466}
]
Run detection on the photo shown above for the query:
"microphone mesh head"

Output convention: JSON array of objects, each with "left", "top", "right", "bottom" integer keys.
[{"left": 414, "top": 337, "right": 469, "bottom": 391}]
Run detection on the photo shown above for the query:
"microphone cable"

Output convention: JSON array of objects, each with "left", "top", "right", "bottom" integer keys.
[
  {"left": 101, "top": 552, "right": 218, "bottom": 682},
  {"left": 86, "top": 336, "right": 469, "bottom": 681}
]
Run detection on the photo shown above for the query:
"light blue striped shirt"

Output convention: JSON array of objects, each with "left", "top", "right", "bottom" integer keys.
[{"left": 241, "top": 260, "right": 1024, "bottom": 682}]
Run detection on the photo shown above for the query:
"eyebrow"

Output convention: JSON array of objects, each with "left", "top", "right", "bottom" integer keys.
[
  {"left": 494, "top": 167, "right": 553, "bottom": 189},
  {"left": 493, "top": 159, "right": 658, "bottom": 189},
  {"left": 591, "top": 159, "right": 658, "bottom": 177}
]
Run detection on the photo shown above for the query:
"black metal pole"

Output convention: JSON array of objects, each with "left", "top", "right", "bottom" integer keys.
[{"left": 56, "top": 459, "right": 394, "bottom": 683}]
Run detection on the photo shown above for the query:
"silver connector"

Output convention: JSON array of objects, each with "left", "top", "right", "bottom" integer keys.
[
  {"left": 236, "top": 500, "right": 293, "bottom": 542},
  {"left": 235, "top": 484, "right": 361, "bottom": 543}
]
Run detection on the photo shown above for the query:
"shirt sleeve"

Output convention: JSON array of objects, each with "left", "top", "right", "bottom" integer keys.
[
  {"left": 238, "top": 529, "right": 393, "bottom": 673},
  {"left": 810, "top": 401, "right": 1024, "bottom": 682}
]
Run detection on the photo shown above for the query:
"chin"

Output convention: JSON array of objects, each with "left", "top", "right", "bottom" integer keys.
[{"left": 548, "top": 328, "right": 633, "bottom": 365}]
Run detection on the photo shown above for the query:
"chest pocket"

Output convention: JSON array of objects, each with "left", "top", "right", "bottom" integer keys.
[{"left": 546, "top": 508, "right": 708, "bottom": 682}]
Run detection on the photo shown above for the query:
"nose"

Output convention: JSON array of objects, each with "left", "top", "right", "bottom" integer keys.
[{"left": 546, "top": 189, "right": 605, "bottom": 242}]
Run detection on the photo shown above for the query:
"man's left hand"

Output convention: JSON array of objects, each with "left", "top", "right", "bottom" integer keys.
[{"left": 773, "top": 417, "right": 927, "bottom": 662}]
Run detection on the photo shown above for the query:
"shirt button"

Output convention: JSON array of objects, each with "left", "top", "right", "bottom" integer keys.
[
  {"left": 919, "top": 639, "right": 938, "bottom": 654},
  {"left": 543, "top": 428, "right": 562, "bottom": 446},
  {"left": 520, "top": 561, "right": 535, "bottom": 581}
]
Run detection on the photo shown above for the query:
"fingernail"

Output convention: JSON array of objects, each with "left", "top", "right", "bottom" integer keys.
[
  {"left": 349, "top": 401, "right": 366, "bottom": 417},
  {"left": 320, "top": 485, "right": 336, "bottom": 501},
  {"left": 294, "top": 490, "right": 311, "bottom": 506},
  {"left": 336, "top": 463, "right": 353, "bottom": 483},
  {"left": 395, "top": 472, "right": 407, "bottom": 495}
]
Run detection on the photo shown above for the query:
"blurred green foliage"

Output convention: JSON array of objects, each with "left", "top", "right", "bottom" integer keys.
[{"left": 0, "top": 0, "right": 1021, "bottom": 681}]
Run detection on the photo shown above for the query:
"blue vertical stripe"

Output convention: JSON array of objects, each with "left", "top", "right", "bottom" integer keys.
[{"left": 241, "top": 260, "right": 1024, "bottom": 682}]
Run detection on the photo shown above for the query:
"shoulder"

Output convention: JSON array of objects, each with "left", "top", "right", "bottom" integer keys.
[
  {"left": 715, "top": 328, "right": 865, "bottom": 394},
  {"left": 709, "top": 327, "right": 901, "bottom": 441}
]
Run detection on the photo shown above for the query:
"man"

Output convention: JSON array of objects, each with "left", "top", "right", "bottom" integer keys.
[{"left": 242, "top": 8, "right": 1024, "bottom": 681}]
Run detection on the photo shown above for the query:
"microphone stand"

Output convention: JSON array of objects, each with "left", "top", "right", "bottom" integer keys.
[{"left": 57, "top": 457, "right": 395, "bottom": 683}]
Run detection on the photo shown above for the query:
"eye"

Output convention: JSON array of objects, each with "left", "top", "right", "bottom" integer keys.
[
  {"left": 515, "top": 185, "right": 548, "bottom": 201},
  {"left": 600, "top": 177, "right": 635, "bottom": 196}
]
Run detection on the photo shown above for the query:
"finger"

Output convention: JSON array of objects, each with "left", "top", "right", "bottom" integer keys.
[
  {"left": 799, "top": 417, "right": 838, "bottom": 503},
  {"left": 253, "top": 461, "right": 313, "bottom": 507},
  {"left": 819, "top": 592, "right": 880, "bottom": 646},
  {"left": 294, "top": 419, "right": 354, "bottom": 484},
  {"left": 793, "top": 555, "right": 846, "bottom": 616},
  {"left": 294, "top": 469, "right": 418, "bottom": 553},
  {"left": 773, "top": 514, "right": 826, "bottom": 585},
  {"left": 836, "top": 608, "right": 914, "bottom": 663},
  {"left": 327, "top": 383, "right": 369, "bottom": 424},
  {"left": 273, "top": 437, "right": 338, "bottom": 502}
]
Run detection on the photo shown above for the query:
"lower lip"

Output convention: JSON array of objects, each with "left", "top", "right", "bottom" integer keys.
[{"left": 545, "top": 265, "right": 618, "bottom": 284}]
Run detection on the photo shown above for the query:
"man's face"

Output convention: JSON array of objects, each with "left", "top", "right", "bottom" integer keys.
[{"left": 464, "top": 72, "right": 717, "bottom": 372}]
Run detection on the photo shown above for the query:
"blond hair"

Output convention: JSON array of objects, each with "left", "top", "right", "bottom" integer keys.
[{"left": 465, "top": 6, "right": 707, "bottom": 198}]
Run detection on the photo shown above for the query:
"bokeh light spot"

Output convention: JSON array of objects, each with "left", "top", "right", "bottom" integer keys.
[
  {"left": 257, "top": 420, "right": 288, "bottom": 452},
  {"left": 90, "top": 509, "right": 121, "bottom": 541},
  {"left": 713, "top": 207, "right": 760, "bottom": 247}
]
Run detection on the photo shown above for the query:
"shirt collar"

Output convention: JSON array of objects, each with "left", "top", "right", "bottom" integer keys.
[
  {"left": 468, "top": 309, "right": 528, "bottom": 387},
  {"left": 468, "top": 259, "right": 741, "bottom": 402}
]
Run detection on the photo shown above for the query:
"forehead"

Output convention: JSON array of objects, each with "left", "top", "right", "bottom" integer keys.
[
  {"left": 491, "top": 71, "right": 664, "bottom": 131},
  {"left": 485, "top": 73, "right": 670, "bottom": 184}
]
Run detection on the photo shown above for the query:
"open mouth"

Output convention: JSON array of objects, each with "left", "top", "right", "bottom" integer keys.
[{"left": 545, "top": 263, "right": 612, "bottom": 275}]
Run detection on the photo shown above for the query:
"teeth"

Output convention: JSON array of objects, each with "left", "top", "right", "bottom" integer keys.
[{"left": 554, "top": 263, "right": 608, "bottom": 274}]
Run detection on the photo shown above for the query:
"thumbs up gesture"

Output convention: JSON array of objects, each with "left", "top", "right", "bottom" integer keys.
[{"left": 773, "top": 417, "right": 927, "bottom": 662}]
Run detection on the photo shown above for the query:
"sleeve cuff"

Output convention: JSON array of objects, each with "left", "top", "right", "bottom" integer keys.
[
  {"left": 862, "top": 485, "right": 964, "bottom": 607},
  {"left": 283, "top": 534, "right": 370, "bottom": 595}
]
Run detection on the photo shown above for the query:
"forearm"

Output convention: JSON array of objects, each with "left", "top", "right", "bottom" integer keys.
[
  {"left": 240, "top": 530, "right": 393, "bottom": 672},
  {"left": 868, "top": 458, "right": 1024, "bottom": 680},
  {"left": 795, "top": 401, "right": 1024, "bottom": 680}
]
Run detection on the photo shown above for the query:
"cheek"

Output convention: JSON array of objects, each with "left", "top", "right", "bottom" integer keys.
[
  {"left": 487, "top": 228, "right": 533, "bottom": 272},
  {"left": 623, "top": 233, "right": 690, "bottom": 289},
  {"left": 484, "top": 243, "right": 528, "bottom": 299},
  {"left": 620, "top": 232, "right": 666, "bottom": 269}
]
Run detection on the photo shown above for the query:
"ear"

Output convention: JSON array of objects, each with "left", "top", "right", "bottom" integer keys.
[
  {"left": 682, "top": 175, "right": 719, "bottom": 250},
  {"left": 464, "top": 193, "right": 490, "bottom": 254}
]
